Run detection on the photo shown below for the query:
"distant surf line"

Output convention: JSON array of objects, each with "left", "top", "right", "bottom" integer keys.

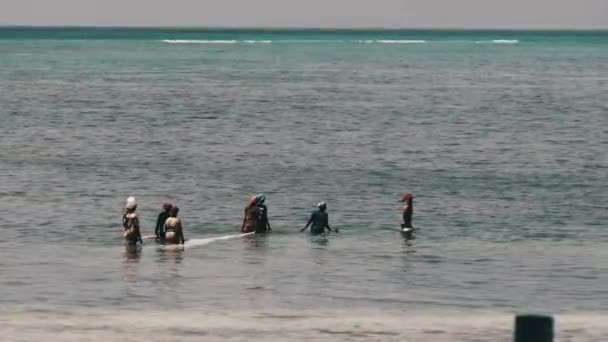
[
  {"left": 163, "top": 39, "right": 427, "bottom": 44},
  {"left": 479, "top": 39, "right": 520, "bottom": 44},
  {"left": 161, "top": 39, "right": 519, "bottom": 45}
]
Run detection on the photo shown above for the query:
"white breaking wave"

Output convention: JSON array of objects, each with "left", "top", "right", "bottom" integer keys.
[
  {"left": 272, "top": 40, "right": 343, "bottom": 43},
  {"left": 356, "top": 39, "right": 427, "bottom": 44},
  {"left": 161, "top": 39, "right": 428, "bottom": 45},
  {"left": 162, "top": 39, "right": 238, "bottom": 44},
  {"left": 161, "top": 39, "right": 518, "bottom": 45},
  {"left": 373, "top": 39, "right": 427, "bottom": 44},
  {"left": 476, "top": 39, "right": 520, "bottom": 44},
  {"left": 161, "top": 39, "right": 289, "bottom": 44},
  {"left": 243, "top": 40, "right": 272, "bottom": 44}
]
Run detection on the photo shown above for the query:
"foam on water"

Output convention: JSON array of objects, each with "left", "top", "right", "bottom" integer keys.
[
  {"left": 158, "top": 39, "right": 524, "bottom": 45},
  {"left": 162, "top": 39, "right": 431, "bottom": 45},
  {"left": 243, "top": 40, "right": 273, "bottom": 44},
  {"left": 160, "top": 233, "right": 254, "bottom": 250},
  {"left": 372, "top": 39, "right": 428, "bottom": 44},
  {"left": 162, "top": 39, "right": 239, "bottom": 44},
  {"left": 475, "top": 39, "right": 520, "bottom": 44},
  {"left": 161, "top": 39, "right": 341, "bottom": 44}
]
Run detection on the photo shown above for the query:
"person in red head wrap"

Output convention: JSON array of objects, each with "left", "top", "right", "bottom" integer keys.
[
  {"left": 240, "top": 195, "right": 258, "bottom": 233},
  {"left": 400, "top": 193, "right": 414, "bottom": 229}
]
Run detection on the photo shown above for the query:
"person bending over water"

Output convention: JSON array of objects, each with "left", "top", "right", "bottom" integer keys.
[
  {"left": 301, "top": 201, "right": 335, "bottom": 235},
  {"left": 155, "top": 203, "right": 173, "bottom": 239},
  {"left": 400, "top": 193, "right": 414, "bottom": 229},
  {"left": 163, "top": 206, "right": 185, "bottom": 244},
  {"left": 123, "top": 196, "right": 142, "bottom": 245}
]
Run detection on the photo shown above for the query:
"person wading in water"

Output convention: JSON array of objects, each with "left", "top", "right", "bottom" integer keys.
[
  {"left": 163, "top": 206, "right": 185, "bottom": 244},
  {"left": 301, "top": 201, "right": 335, "bottom": 235},
  {"left": 241, "top": 193, "right": 272, "bottom": 234},
  {"left": 123, "top": 196, "right": 142, "bottom": 245}
]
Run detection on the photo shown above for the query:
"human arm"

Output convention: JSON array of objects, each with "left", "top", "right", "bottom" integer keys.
[
  {"left": 325, "top": 213, "right": 335, "bottom": 233},
  {"left": 178, "top": 219, "right": 185, "bottom": 244},
  {"left": 240, "top": 208, "right": 247, "bottom": 232},
  {"left": 264, "top": 207, "right": 272, "bottom": 232},
  {"left": 301, "top": 215, "right": 313, "bottom": 232},
  {"left": 155, "top": 214, "right": 162, "bottom": 237},
  {"left": 133, "top": 215, "right": 143, "bottom": 242}
]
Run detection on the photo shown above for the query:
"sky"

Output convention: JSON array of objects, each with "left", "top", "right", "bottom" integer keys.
[{"left": 1, "top": 0, "right": 607, "bottom": 29}]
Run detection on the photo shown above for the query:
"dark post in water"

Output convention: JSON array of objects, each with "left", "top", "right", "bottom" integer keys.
[{"left": 514, "top": 314, "right": 554, "bottom": 342}]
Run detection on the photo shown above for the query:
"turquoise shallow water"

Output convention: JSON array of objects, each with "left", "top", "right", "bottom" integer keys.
[{"left": 0, "top": 28, "right": 607, "bottom": 341}]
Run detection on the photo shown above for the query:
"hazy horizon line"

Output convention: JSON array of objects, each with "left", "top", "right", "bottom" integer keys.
[{"left": 1, "top": 24, "right": 607, "bottom": 31}]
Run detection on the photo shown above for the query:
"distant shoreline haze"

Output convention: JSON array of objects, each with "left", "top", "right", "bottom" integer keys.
[
  {"left": 0, "top": 26, "right": 606, "bottom": 43},
  {"left": 0, "top": 25, "right": 607, "bottom": 31}
]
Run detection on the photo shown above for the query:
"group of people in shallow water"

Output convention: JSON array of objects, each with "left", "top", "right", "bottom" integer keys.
[
  {"left": 122, "top": 196, "right": 185, "bottom": 245},
  {"left": 122, "top": 192, "right": 414, "bottom": 245}
]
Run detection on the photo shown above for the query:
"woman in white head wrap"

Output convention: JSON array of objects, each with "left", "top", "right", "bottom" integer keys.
[{"left": 123, "top": 196, "right": 142, "bottom": 245}]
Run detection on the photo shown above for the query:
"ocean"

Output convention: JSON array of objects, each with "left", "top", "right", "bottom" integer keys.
[{"left": 0, "top": 27, "right": 606, "bottom": 341}]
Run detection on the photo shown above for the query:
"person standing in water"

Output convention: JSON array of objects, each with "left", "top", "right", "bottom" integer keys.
[
  {"left": 122, "top": 196, "right": 142, "bottom": 245},
  {"left": 155, "top": 203, "right": 173, "bottom": 239},
  {"left": 240, "top": 193, "right": 272, "bottom": 234},
  {"left": 163, "top": 206, "right": 185, "bottom": 244},
  {"left": 253, "top": 193, "right": 272, "bottom": 234},
  {"left": 241, "top": 195, "right": 258, "bottom": 233},
  {"left": 301, "top": 201, "right": 335, "bottom": 235},
  {"left": 400, "top": 193, "right": 414, "bottom": 229}
]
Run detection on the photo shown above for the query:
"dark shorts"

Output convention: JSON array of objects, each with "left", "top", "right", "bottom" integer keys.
[
  {"left": 254, "top": 222, "right": 268, "bottom": 234},
  {"left": 311, "top": 227, "right": 325, "bottom": 235}
]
